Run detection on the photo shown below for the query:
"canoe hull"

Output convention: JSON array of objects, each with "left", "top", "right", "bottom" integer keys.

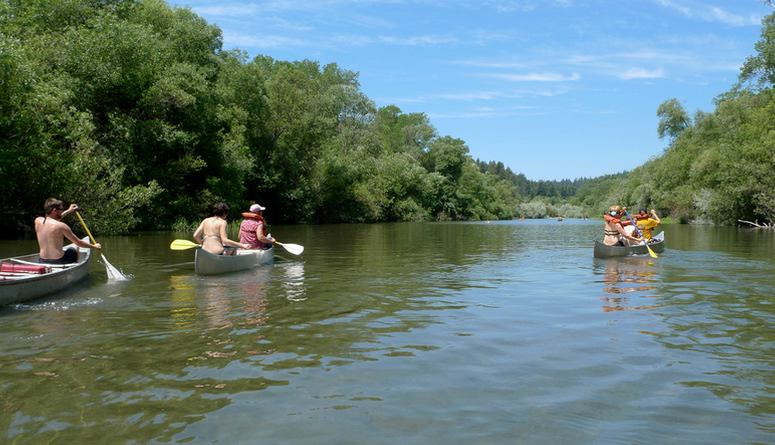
[
  {"left": 594, "top": 232, "right": 665, "bottom": 258},
  {"left": 0, "top": 239, "right": 92, "bottom": 306},
  {"left": 194, "top": 247, "right": 273, "bottom": 275}
]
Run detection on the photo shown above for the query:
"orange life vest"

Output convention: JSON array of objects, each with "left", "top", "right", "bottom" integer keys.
[
  {"left": 603, "top": 214, "right": 621, "bottom": 225},
  {"left": 241, "top": 212, "right": 267, "bottom": 234}
]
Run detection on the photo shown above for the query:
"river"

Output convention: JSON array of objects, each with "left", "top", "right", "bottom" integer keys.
[{"left": 1, "top": 220, "right": 773, "bottom": 444}]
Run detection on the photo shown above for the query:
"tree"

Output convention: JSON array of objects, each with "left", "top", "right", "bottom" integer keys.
[
  {"left": 739, "top": 12, "right": 775, "bottom": 89},
  {"left": 656, "top": 98, "right": 691, "bottom": 140}
]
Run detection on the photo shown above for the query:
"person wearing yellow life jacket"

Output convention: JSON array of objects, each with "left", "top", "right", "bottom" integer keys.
[
  {"left": 603, "top": 205, "right": 642, "bottom": 246},
  {"left": 239, "top": 203, "right": 275, "bottom": 250},
  {"left": 634, "top": 209, "right": 661, "bottom": 241}
]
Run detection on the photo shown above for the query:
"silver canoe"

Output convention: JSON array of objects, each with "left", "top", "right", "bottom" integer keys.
[
  {"left": 593, "top": 232, "right": 665, "bottom": 258},
  {"left": 194, "top": 247, "right": 274, "bottom": 275},
  {"left": 0, "top": 238, "right": 92, "bottom": 306}
]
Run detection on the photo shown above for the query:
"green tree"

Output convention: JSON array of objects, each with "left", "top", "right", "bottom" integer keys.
[{"left": 656, "top": 98, "right": 691, "bottom": 140}]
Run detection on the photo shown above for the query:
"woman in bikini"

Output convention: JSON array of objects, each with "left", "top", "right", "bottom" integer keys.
[{"left": 193, "top": 202, "right": 250, "bottom": 255}]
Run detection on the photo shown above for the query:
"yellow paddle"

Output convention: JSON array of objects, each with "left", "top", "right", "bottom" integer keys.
[
  {"left": 170, "top": 239, "right": 201, "bottom": 250},
  {"left": 623, "top": 209, "right": 658, "bottom": 259}
]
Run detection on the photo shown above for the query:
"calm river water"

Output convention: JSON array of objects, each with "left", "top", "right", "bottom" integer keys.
[{"left": 1, "top": 220, "right": 773, "bottom": 444}]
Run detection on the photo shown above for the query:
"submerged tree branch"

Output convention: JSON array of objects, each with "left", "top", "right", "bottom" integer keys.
[{"left": 738, "top": 219, "right": 774, "bottom": 228}]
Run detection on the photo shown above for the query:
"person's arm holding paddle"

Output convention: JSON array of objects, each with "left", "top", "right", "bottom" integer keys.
[
  {"left": 64, "top": 204, "right": 101, "bottom": 250},
  {"left": 62, "top": 224, "right": 101, "bottom": 251},
  {"left": 255, "top": 220, "right": 275, "bottom": 248},
  {"left": 650, "top": 209, "right": 661, "bottom": 225},
  {"left": 60, "top": 203, "right": 79, "bottom": 218},
  {"left": 615, "top": 219, "right": 641, "bottom": 245}
]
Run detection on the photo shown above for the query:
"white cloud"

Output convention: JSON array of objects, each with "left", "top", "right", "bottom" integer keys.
[
  {"left": 378, "top": 35, "right": 458, "bottom": 45},
  {"left": 490, "top": 72, "right": 581, "bottom": 82},
  {"left": 655, "top": 0, "right": 762, "bottom": 27},
  {"left": 450, "top": 59, "right": 536, "bottom": 69},
  {"left": 191, "top": 3, "right": 260, "bottom": 16},
  {"left": 437, "top": 91, "right": 505, "bottom": 101},
  {"left": 224, "top": 31, "right": 308, "bottom": 49},
  {"left": 429, "top": 106, "right": 543, "bottom": 119},
  {"left": 330, "top": 34, "right": 374, "bottom": 46},
  {"left": 437, "top": 87, "right": 568, "bottom": 100},
  {"left": 617, "top": 67, "right": 665, "bottom": 80},
  {"left": 709, "top": 7, "right": 761, "bottom": 27}
]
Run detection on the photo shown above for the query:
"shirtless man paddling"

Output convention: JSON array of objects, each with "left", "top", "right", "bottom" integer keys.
[{"left": 35, "top": 198, "right": 102, "bottom": 264}]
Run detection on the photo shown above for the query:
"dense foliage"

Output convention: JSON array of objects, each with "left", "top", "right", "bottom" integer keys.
[
  {"left": 0, "top": 0, "right": 525, "bottom": 234},
  {"left": 1, "top": 1, "right": 773, "bottom": 234}
]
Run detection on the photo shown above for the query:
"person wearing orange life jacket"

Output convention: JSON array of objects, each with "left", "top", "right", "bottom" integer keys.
[
  {"left": 603, "top": 205, "right": 642, "bottom": 247},
  {"left": 239, "top": 203, "right": 275, "bottom": 250}
]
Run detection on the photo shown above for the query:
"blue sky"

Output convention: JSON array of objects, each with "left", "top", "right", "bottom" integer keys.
[{"left": 167, "top": 0, "right": 771, "bottom": 180}]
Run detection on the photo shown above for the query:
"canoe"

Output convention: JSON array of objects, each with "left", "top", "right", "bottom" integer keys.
[
  {"left": 194, "top": 247, "right": 273, "bottom": 275},
  {"left": 593, "top": 232, "right": 665, "bottom": 258},
  {"left": 0, "top": 238, "right": 92, "bottom": 306}
]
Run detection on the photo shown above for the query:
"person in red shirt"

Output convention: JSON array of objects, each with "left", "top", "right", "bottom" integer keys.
[{"left": 239, "top": 204, "right": 275, "bottom": 250}]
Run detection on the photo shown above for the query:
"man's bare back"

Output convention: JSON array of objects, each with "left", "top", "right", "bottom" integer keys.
[{"left": 35, "top": 200, "right": 101, "bottom": 261}]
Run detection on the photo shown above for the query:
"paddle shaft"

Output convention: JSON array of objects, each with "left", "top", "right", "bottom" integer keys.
[
  {"left": 623, "top": 209, "right": 658, "bottom": 258},
  {"left": 75, "top": 211, "right": 97, "bottom": 245},
  {"left": 622, "top": 209, "right": 645, "bottom": 238}
]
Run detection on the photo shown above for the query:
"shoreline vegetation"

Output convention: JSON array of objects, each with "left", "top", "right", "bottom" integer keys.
[{"left": 1, "top": 1, "right": 773, "bottom": 236}]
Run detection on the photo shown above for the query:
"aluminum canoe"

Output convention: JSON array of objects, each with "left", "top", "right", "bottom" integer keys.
[
  {"left": 593, "top": 232, "right": 665, "bottom": 258},
  {"left": 194, "top": 247, "right": 274, "bottom": 275},
  {"left": 0, "top": 238, "right": 92, "bottom": 306}
]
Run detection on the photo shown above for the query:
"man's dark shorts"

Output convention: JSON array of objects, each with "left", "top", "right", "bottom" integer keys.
[{"left": 39, "top": 247, "right": 78, "bottom": 264}]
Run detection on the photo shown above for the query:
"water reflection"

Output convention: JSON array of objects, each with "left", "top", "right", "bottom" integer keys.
[
  {"left": 199, "top": 280, "right": 233, "bottom": 330},
  {"left": 2, "top": 224, "right": 775, "bottom": 443},
  {"left": 169, "top": 274, "right": 196, "bottom": 329},
  {"left": 279, "top": 262, "right": 306, "bottom": 302},
  {"left": 594, "top": 257, "right": 661, "bottom": 312}
]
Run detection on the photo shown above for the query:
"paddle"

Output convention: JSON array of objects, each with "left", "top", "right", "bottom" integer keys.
[
  {"left": 274, "top": 241, "right": 304, "bottom": 256},
  {"left": 170, "top": 238, "right": 303, "bottom": 255},
  {"left": 170, "top": 239, "right": 201, "bottom": 250},
  {"left": 623, "top": 208, "right": 658, "bottom": 259},
  {"left": 75, "top": 210, "right": 129, "bottom": 280}
]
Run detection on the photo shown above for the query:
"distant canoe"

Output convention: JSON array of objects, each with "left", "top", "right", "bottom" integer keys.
[
  {"left": 593, "top": 232, "right": 665, "bottom": 258},
  {"left": 0, "top": 238, "right": 92, "bottom": 306},
  {"left": 194, "top": 247, "right": 273, "bottom": 275}
]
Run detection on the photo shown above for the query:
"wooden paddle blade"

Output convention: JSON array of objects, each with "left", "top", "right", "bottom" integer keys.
[
  {"left": 170, "top": 239, "right": 200, "bottom": 250},
  {"left": 276, "top": 242, "right": 304, "bottom": 255}
]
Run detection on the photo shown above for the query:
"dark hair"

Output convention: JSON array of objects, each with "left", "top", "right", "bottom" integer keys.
[
  {"left": 212, "top": 202, "right": 230, "bottom": 217},
  {"left": 44, "top": 198, "right": 64, "bottom": 214}
]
